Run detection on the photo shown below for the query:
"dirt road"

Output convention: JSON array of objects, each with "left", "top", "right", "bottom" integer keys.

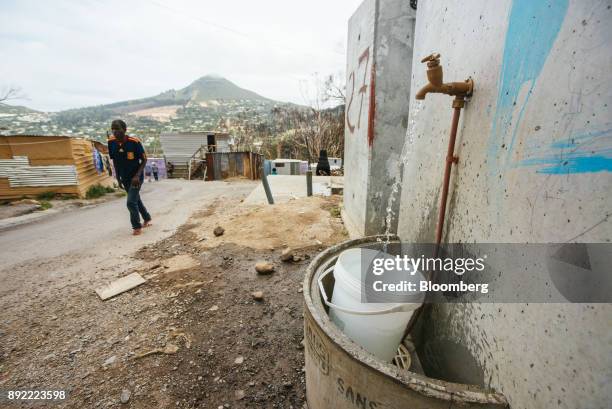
[
  {"left": 0, "top": 179, "right": 254, "bottom": 268},
  {"left": 0, "top": 178, "right": 346, "bottom": 408}
]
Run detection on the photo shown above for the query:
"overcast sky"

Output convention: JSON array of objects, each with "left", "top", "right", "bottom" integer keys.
[{"left": 0, "top": 0, "right": 362, "bottom": 111}]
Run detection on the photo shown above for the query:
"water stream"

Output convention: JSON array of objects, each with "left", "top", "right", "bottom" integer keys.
[{"left": 379, "top": 100, "right": 423, "bottom": 252}]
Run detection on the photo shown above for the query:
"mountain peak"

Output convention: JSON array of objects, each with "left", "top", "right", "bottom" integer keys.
[
  {"left": 179, "top": 75, "right": 268, "bottom": 102},
  {"left": 195, "top": 74, "right": 225, "bottom": 81}
]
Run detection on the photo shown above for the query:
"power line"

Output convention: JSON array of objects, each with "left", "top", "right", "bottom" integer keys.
[{"left": 143, "top": 0, "right": 345, "bottom": 58}]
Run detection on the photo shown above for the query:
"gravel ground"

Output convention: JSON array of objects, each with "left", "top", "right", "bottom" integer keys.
[{"left": 0, "top": 182, "right": 346, "bottom": 408}]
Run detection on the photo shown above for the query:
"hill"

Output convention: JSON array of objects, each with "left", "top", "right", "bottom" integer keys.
[
  {"left": 92, "top": 75, "right": 272, "bottom": 115},
  {"left": 0, "top": 103, "right": 40, "bottom": 115},
  {"left": 176, "top": 75, "right": 270, "bottom": 103},
  {"left": 0, "top": 75, "right": 299, "bottom": 148}
]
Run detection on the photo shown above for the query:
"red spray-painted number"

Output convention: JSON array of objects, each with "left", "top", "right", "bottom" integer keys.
[{"left": 346, "top": 47, "right": 370, "bottom": 134}]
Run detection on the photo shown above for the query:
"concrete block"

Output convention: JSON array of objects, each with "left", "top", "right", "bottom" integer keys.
[{"left": 343, "top": 0, "right": 416, "bottom": 236}]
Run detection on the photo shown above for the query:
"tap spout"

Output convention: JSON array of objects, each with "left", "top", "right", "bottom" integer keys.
[
  {"left": 416, "top": 80, "right": 474, "bottom": 100},
  {"left": 415, "top": 83, "right": 434, "bottom": 100}
]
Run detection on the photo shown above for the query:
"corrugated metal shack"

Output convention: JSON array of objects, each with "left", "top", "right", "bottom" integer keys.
[
  {"left": 0, "top": 135, "right": 113, "bottom": 199},
  {"left": 160, "top": 131, "right": 232, "bottom": 178},
  {"left": 205, "top": 152, "right": 263, "bottom": 181}
]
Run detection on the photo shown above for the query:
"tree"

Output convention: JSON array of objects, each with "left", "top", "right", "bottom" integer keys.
[
  {"left": 323, "top": 72, "right": 345, "bottom": 105},
  {"left": 270, "top": 73, "right": 345, "bottom": 163},
  {"left": 0, "top": 86, "right": 24, "bottom": 103}
]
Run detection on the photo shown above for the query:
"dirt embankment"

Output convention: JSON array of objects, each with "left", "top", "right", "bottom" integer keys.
[{"left": 189, "top": 195, "right": 347, "bottom": 251}]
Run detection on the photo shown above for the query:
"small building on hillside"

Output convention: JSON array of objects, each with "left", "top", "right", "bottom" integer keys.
[
  {"left": 160, "top": 131, "right": 232, "bottom": 178},
  {"left": 329, "top": 157, "right": 342, "bottom": 168},
  {"left": 0, "top": 135, "right": 113, "bottom": 200},
  {"left": 310, "top": 157, "right": 343, "bottom": 172},
  {"left": 270, "top": 158, "right": 308, "bottom": 175}
]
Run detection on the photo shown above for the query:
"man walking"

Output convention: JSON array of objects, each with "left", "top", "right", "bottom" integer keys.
[{"left": 108, "top": 119, "right": 152, "bottom": 235}]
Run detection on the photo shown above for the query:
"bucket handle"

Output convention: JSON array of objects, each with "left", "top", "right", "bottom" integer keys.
[{"left": 318, "top": 266, "right": 419, "bottom": 316}]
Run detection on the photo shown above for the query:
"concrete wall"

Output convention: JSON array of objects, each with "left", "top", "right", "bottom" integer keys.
[
  {"left": 396, "top": 1, "right": 612, "bottom": 408},
  {"left": 343, "top": 0, "right": 416, "bottom": 237}
]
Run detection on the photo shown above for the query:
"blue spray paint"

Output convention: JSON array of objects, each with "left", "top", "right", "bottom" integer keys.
[
  {"left": 531, "top": 155, "right": 612, "bottom": 174},
  {"left": 488, "top": 0, "right": 569, "bottom": 173},
  {"left": 520, "top": 128, "right": 612, "bottom": 174}
]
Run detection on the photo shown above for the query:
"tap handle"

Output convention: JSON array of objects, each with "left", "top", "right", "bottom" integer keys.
[{"left": 421, "top": 53, "right": 441, "bottom": 64}]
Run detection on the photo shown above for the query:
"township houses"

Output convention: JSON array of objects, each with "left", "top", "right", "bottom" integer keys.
[{"left": 0, "top": 135, "right": 112, "bottom": 200}]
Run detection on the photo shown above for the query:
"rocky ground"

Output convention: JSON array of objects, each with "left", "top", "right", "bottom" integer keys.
[{"left": 0, "top": 191, "right": 346, "bottom": 408}]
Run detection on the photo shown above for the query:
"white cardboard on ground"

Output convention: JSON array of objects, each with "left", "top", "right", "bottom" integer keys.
[{"left": 95, "top": 272, "right": 146, "bottom": 300}]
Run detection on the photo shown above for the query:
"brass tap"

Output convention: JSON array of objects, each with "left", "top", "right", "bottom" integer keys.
[{"left": 415, "top": 53, "right": 474, "bottom": 105}]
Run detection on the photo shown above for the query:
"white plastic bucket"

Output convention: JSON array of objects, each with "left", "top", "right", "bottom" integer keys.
[{"left": 319, "top": 248, "right": 424, "bottom": 362}]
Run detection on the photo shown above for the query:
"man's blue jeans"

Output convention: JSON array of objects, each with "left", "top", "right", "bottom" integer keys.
[{"left": 124, "top": 183, "right": 151, "bottom": 230}]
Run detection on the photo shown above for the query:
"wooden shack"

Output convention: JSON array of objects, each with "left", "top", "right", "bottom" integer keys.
[
  {"left": 205, "top": 152, "right": 263, "bottom": 181},
  {"left": 0, "top": 135, "right": 113, "bottom": 200}
]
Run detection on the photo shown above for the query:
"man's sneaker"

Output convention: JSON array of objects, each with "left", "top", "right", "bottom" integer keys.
[
  {"left": 143, "top": 220, "right": 152, "bottom": 228},
  {"left": 133, "top": 228, "right": 142, "bottom": 236}
]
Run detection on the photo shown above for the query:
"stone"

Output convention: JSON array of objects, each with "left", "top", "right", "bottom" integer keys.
[
  {"left": 103, "top": 355, "right": 117, "bottom": 367},
  {"left": 234, "top": 356, "right": 244, "bottom": 364},
  {"left": 255, "top": 261, "right": 274, "bottom": 275},
  {"left": 251, "top": 291, "right": 264, "bottom": 301},
  {"left": 213, "top": 226, "right": 225, "bottom": 237},
  {"left": 120, "top": 389, "right": 131, "bottom": 404},
  {"left": 234, "top": 389, "right": 245, "bottom": 400},
  {"left": 292, "top": 255, "right": 303, "bottom": 262},
  {"left": 208, "top": 305, "right": 219, "bottom": 312},
  {"left": 280, "top": 248, "right": 294, "bottom": 262}
]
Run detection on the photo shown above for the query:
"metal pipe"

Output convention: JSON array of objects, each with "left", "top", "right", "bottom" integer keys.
[
  {"left": 435, "top": 103, "right": 461, "bottom": 248},
  {"left": 306, "top": 170, "right": 313, "bottom": 197},
  {"left": 403, "top": 96, "right": 465, "bottom": 340},
  {"left": 404, "top": 54, "right": 474, "bottom": 340},
  {"left": 261, "top": 170, "right": 274, "bottom": 205}
]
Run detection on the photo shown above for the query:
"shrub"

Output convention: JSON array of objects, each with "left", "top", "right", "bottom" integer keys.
[
  {"left": 36, "top": 191, "right": 56, "bottom": 201},
  {"left": 39, "top": 200, "right": 53, "bottom": 210},
  {"left": 86, "top": 184, "right": 115, "bottom": 199},
  {"left": 329, "top": 205, "right": 341, "bottom": 218},
  {"left": 59, "top": 194, "right": 79, "bottom": 200}
]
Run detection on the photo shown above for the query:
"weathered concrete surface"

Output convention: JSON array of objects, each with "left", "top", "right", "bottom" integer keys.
[
  {"left": 343, "top": 0, "right": 416, "bottom": 236},
  {"left": 343, "top": 0, "right": 376, "bottom": 237},
  {"left": 397, "top": 1, "right": 612, "bottom": 408}
]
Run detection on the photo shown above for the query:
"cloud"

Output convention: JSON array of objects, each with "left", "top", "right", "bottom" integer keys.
[{"left": 0, "top": 0, "right": 362, "bottom": 111}]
